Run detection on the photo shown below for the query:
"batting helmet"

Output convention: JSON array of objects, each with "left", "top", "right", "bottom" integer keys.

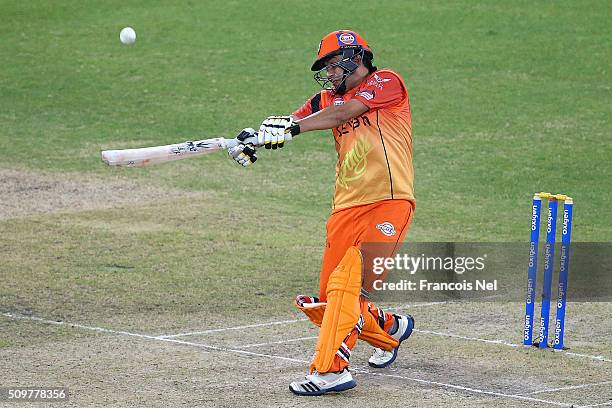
[{"left": 311, "top": 30, "right": 372, "bottom": 71}]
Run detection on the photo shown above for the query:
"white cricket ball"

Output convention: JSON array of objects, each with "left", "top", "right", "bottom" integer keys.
[{"left": 120, "top": 27, "right": 136, "bottom": 45}]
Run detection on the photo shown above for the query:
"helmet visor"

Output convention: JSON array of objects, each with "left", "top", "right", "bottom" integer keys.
[
  {"left": 312, "top": 48, "right": 363, "bottom": 93},
  {"left": 313, "top": 59, "right": 349, "bottom": 91}
]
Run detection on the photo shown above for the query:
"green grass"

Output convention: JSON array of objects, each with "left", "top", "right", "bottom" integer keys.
[
  {"left": 0, "top": 0, "right": 610, "bottom": 334},
  {"left": 1, "top": 196, "right": 322, "bottom": 321},
  {"left": 1, "top": 1, "right": 609, "bottom": 241}
]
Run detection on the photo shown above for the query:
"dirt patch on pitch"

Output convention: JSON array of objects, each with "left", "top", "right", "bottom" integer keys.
[{"left": 0, "top": 168, "right": 203, "bottom": 219}]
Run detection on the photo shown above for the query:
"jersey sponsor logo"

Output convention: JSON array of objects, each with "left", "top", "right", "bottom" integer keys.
[
  {"left": 337, "top": 32, "right": 357, "bottom": 45},
  {"left": 333, "top": 97, "right": 345, "bottom": 106},
  {"left": 356, "top": 90, "right": 375, "bottom": 100},
  {"left": 376, "top": 222, "right": 397, "bottom": 237},
  {"left": 337, "top": 138, "right": 372, "bottom": 189},
  {"left": 335, "top": 114, "right": 372, "bottom": 136}
]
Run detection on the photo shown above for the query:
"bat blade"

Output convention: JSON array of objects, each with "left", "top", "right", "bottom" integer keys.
[{"left": 101, "top": 137, "right": 239, "bottom": 167}]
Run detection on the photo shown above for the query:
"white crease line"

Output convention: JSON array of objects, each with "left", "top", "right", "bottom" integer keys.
[
  {"left": 220, "top": 329, "right": 612, "bottom": 366},
  {"left": 1, "top": 313, "right": 307, "bottom": 364},
  {"left": 582, "top": 402, "right": 612, "bottom": 408},
  {"left": 386, "top": 296, "right": 502, "bottom": 311},
  {"left": 4, "top": 313, "right": 612, "bottom": 363},
  {"left": 1, "top": 313, "right": 217, "bottom": 352},
  {"left": 414, "top": 329, "right": 612, "bottom": 363},
  {"left": 414, "top": 329, "right": 520, "bottom": 348},
  {"left": 357, "top": 369, "right": 577, "bottom": 407},
  {"left": 157, "top": 318, "right": 308, "bottom": 339},
  {"left": 158, "top": 301, "right": 449, "bottom": 339},
  {"left": 224, "top": 328, "right": 515, "bottom": 351},
  {"left": 234, "top": 336, "right": 318, "bottom": 349},
  {"left": 3, "top": 313, "right": 575, "bottom": 407},
  {"left": 529, "top": 380, "right": 612, "bottom": 395},
  {"left": 157, "top": 312, "right": 611, "bottom": 364},
  {"left": 384, "top": 301, "right": 451, "bottom": 309},
  {"left": 231, "top": 326, "right": 611, "bottom": 365},
  {"left": 565, "top": 352, "right": 612, "bottom": 363}
]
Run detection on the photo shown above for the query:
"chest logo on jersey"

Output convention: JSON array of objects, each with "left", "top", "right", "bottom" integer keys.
[
  {"left": 335, "top": 114, "right": 372, "bottom": 136},
  {"left": 337, "top": 138, "right": 372, "bottom": 189},
  {"left": 376, "top": 222, "right": 397, "bottom": 237}
]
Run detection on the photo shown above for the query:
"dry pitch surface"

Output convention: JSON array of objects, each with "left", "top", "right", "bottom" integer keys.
[
  {"left": 2, "top": 303, "right": 611, "bottom": 407},
  {"left": 1, "top": 170, "right": 611, "bottom": 407}
]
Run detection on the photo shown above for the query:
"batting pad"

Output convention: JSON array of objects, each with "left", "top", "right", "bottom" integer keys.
[
  {"left": 296, "top": 300, "right": 398, "bottom": 350},
  {"left": 310, "top": 246, "right": 362, "bottom": 373}
]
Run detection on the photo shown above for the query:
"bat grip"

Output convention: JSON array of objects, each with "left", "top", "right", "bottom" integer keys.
[{"left": 228, "top": 133, "right": 293, "bottom": 148}]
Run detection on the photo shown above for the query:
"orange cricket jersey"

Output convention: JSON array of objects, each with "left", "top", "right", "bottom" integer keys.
[{"left": 293, "top": 69, "right": 414, "bottom": 211}]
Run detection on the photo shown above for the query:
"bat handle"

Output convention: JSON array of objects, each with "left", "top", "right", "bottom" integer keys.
[{"left": 227, "top": 133, "right": 293, "bottom": 148}]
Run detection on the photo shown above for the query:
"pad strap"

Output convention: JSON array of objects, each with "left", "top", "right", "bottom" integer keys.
[
  {"left": 295, "top": 301, "right": 399, "bottom": 352},
  {"left": 294, "top": 295, "right": 326, "bottom": 326},
  {"left": 359, "top": 302, "right": 399, "bottom": 350}
]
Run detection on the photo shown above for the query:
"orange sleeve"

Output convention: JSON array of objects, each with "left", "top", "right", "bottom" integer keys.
[
  {"left": 292, "top": 92, "right": 324, "bottom": 119},
  {"left": 352, "top": 71, "right": 405, "bottom": 111}
]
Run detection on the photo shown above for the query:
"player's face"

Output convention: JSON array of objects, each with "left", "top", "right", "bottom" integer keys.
[
  {"left": 321, "top": 54, "right": 364, "bottom": 93},
  {"left": 324, "top": 55, "right": 346, "bottom": 88},
  {"left": 313, "top": 53, "right": 365, "bottom": 94}
]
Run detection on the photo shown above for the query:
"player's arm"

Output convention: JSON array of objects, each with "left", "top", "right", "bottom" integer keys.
[
  {"left": 256, "top": 100, "right": 368, "bottom": 149},
  {"left": 294, "top": 99, "right": 368, "bottom": 133},
  {"left": 227, "top": 93, "right": 320, "bottom": 164}
]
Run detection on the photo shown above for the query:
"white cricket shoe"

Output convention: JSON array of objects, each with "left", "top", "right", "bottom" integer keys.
[
  {"left": 289, "top": 368, "right": 356, "bottom": 396},
  {"left": 368, "top": 314, "right": 414, "bottom": 368}
]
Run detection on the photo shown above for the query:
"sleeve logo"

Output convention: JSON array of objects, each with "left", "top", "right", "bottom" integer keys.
[
  {"left": 366, "top": 74, "right": 393, "bottom": 89},
  {"left": 373, "top": 74, "right": 392, "bottom": 83},
  {"left": 356, "top": 90, "right": 375, "bottom": 100},
  {"left": 376, "top": 222, "right": 397, "bottom": 236}
]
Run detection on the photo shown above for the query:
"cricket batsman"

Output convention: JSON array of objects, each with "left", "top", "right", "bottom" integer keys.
[{"left": 229, "top": 29, "right": 415, "bottom": 395}]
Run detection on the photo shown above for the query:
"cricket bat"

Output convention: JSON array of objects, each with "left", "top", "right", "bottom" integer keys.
[
  {"left": 101, "top": 133, "right": 293, "bottom": 167},
  {"left": 101, "top": 137, "right": 241, "bottom": 167}
]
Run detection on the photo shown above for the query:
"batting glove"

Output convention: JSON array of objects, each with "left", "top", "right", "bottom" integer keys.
[
  {"left": 257, "top": 115, "right": 300, "bottom": 149},
  {"left": 228, "top": 128, "right": 258, "bottom": 167}
]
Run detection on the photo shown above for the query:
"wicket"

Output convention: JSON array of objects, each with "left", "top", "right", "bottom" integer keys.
[{"left": 523, "top": 192, "right": 573, "bottom": 350}]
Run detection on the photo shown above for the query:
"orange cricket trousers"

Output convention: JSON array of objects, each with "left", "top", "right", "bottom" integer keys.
[{"left": 318, "top": 199, "right": 415, "bottom": 372}]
